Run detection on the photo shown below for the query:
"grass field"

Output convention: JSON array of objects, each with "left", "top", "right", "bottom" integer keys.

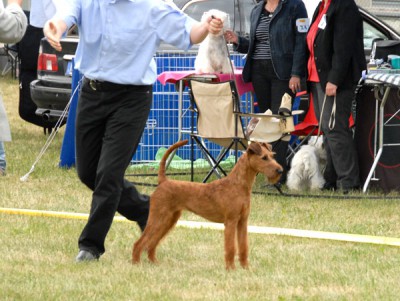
[{"left": 1, "top": 75, "right": 400, "bottom": 300}]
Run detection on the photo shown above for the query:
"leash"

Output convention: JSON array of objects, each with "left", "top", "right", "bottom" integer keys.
[
  {"left": 20, "top": 78, "right": 82, "bottom": 182},
  {"left": 315, "top": 94, "right": 336, "bottom": 142},
  {"left": 215, "top": 12, "right": 237, "bottom": 87},
  {"left": 130, "top": 180, "right": 395, "bottom": 200},
  {"left": 252, "top": 189, "right": 397, "bottom": 200}
]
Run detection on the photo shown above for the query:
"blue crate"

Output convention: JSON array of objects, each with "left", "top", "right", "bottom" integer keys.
[{"left": 131, "top": 52, "right": 249, "bottom": 164}]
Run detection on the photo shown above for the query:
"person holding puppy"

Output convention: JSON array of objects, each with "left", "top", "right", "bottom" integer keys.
[
  {"left": 306, "top": 0, "right": 365, "bottom": 193},
  {"left": 224, "top": 0, "right": 308, "bottom": 185},
  {"left": 43, "top": 0, "right": 223, "bottom": 262}
]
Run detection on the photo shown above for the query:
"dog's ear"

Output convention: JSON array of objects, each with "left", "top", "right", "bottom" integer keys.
[
  {"left": 262, "top": 143, "right": 273, "bottom": 152},
  {"left": 247, "top": 142, "right": 262, "bottom": 156}
]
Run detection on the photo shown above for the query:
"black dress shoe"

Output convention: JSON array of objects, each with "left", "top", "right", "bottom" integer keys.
[{"left": 75, "top": 250, "right": 99, "bottom": 262}]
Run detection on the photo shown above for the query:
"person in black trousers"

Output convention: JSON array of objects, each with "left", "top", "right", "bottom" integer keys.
[
  {"left": 306, "top": 0, "right": 366, "bottom": 192},
  {"left": 44, "top": 0, "right": 224, "bottom": 262},
  {"left": 224, "top": 0, "right": 308, "bottom": 184}
]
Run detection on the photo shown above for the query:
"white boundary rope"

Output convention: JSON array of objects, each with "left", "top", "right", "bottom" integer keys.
[
  {"left": 2, "top": 207, "right": 400, "bottom": 247},
  {"left": 20, "top": 79, "right": 82, "bottom": 182}
]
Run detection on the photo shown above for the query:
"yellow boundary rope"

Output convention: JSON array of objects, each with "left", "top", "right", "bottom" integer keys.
[{"left": 2, "top": 207, "right": 400, "bottom": 247}]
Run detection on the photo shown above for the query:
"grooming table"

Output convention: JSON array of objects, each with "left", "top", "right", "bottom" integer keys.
[{"left": 362, "top": 71, "right": 400, "bottom": 193}]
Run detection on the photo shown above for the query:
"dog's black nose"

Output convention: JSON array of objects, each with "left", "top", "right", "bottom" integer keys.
[{"left": 277, "top": 169, "right": 283, "bottom": 174}]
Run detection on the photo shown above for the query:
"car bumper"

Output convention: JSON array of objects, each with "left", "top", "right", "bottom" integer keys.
[{"left": 30, "top": 79, "right": 71, "bottom": 120}]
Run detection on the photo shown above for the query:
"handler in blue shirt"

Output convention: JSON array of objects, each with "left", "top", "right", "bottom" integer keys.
[{"left": 43, "top": 0, "right": 223, "bottom": 262}]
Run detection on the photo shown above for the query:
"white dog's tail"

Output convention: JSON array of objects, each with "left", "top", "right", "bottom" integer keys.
[{"left": 158, "top": 140, "right": 188, "bottom": 184}]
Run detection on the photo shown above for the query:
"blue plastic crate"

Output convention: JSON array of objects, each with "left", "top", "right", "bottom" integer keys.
[{"left": 131, "top": 52, "right": 250, "bottom": 164}]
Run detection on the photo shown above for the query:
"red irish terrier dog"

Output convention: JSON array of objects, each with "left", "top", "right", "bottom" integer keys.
[{"left": 132, "top": 139, "right": 282, "bottom": 270}]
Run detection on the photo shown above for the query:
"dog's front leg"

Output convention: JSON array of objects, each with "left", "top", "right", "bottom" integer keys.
[
  {"left": 224, "top": 220, "right": 238, "bottom": 270},
  {"left": 237, "top": 216, "right": 249, "bottom": 269}
]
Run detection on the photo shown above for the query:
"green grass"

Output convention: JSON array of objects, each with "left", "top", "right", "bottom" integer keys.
[{"left": 1, "top": 75, "right": 400, "bottom": 300}]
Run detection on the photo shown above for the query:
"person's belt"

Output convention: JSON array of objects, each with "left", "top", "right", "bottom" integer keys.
[{"left": 83, "top": 77, "right": 149, "bottom": 92}]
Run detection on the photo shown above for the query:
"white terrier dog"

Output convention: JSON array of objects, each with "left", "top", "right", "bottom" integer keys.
[
  {"left": 287, "top": 136, "right": 327, "bottom": 191},
  {"left": 194, "top": 9, "right": 232, "bottom": 74}
]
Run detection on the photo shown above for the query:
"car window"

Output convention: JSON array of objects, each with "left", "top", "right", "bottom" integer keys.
[
  {"left": 182, "top": 0, "right": 257, "bottom": 36},
  {"left": 363, "top": 20, "right": 390, "bottom": 49}
]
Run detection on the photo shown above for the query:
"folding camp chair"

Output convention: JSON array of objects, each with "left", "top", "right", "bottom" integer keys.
[
  {"left": 188, "top": 79, "right": 248, "bottom": 182},
  {"left": 0, "top": 44, "right": 19, "bottom": 78},
  {"left": 287, "top": 93, "right": 319, "bottom": 160},
  {"left": 188, "top": 79, "right": 297, "bottom": 183}
]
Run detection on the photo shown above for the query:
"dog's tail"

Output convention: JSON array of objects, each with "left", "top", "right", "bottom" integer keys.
[{"left": 158, "top": 140, "right": 189, "bottom": 184}]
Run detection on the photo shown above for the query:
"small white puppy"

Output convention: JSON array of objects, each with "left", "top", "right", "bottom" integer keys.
[
  {"left": 194, "top": 9, "right": 232, "bottom": 74},
  {"left": 287, "top": 136, "right": 327, "bottom": 191}
]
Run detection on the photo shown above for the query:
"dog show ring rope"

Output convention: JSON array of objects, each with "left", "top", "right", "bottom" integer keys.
[{"left": 2, "top": 207, "right": 400, "bottom": 248}]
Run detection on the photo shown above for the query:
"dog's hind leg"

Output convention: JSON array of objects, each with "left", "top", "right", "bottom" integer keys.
[
  {"left": 132, "top": 221, "right": 158, "bottom": 264},
  {"left": 132, "top": 229, "right": 148, "bottom": 263},
  {"left": 132, "top": 209, "right": 181, "bottom": 264},
  {"left": 224, "top": 219, "right": 239, "bottom": 270},
  {"left": 237, "top": 214, "right": 249, "bottom": 269},
  {"left": 287, "top": 173, "right": 302, "bottom": 191},
  {"left": 310, "top": 173, "right": 325, "bottom": 190},
  {"left": 146, "top": 210, "right": 182, "bottom": 263}
]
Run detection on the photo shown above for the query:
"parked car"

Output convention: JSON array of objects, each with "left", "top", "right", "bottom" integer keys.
[
  {"left": 30, "top": 0, "right": 400, "bottom": 121},
  {"left": 157, "top": 0, "right": 256, "bottom": 53},
  {"left": 30, "top": 34, "right": 78, "bottom": 121}
]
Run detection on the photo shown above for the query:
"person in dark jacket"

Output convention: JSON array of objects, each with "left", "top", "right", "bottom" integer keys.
[
  {"left": 224, "top": 0, "right": 308, "bottom": 184},
  {"left": 306, "top": 0, "right": 366, "bottom": 192},
  {"left": 18, "top": 0, "right": 63, "bottom": 134}
]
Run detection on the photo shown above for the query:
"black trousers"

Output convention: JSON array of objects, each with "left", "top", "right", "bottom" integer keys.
[
  {"left": 251, "top": 59, "right": 295, "bottom": 181},
  {"left": 76, "top": 80, "right": 152, "bottom": 256},
  {"left": 310, "top": 82, "right": 360, "bottom": 190}
]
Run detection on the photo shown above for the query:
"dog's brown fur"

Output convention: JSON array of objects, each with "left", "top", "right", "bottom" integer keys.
[{"left": 132, "top": 139, "right": 283, "bottom": 270}]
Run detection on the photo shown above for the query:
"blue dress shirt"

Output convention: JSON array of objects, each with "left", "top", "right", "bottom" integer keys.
[
  {"left": 58, "top": 0, "right": 196, "bottom": 85},
  {"left": 30, "top": 0, "right": 58, "bottom": 28}
]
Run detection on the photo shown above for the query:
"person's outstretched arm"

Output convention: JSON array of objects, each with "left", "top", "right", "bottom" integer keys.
[{"left": 190, "top": 15, "right": 223, "bottom": 44}]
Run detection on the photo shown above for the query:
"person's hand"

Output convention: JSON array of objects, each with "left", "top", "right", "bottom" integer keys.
[
  {"left": 43, "top": 19, "right": 67, "bottom": 52},
  {"left": 289, "top": 76, "right": 301, "bottom": 94},
  {"left": 326, "top": 82, "right": 337, "bottom": 96},
  {"left": 224, "top": 30, "right": 238, "bottom": 44},
  {"left": 190, "top": 14, "right": 223, "bottom": 44},
  {"left": 206, "top": 15, "right": 223, "bottom": 35}
]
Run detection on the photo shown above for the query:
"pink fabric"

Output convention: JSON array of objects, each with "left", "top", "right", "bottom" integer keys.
[{"left": 157, "top": 69, "right": 254, "bottom": 96}]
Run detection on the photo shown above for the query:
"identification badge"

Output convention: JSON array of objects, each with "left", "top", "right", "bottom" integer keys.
[
  {"left": 296, "top": 18, "right": 309, "bottom": 33},
  {"left": 65, "top": 61, "right": 73, "bottom": 77},
  {"left": 318, "top": 14, "right": 327, "bottom": 30}
]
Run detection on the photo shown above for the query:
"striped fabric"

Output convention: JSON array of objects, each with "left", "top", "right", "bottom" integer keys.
[
  {"left": 365, "top": 71, "right": 400, "bottom": 86},
  {"left": 252, "top": 10, "right": 273, "bottom": 60}
]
